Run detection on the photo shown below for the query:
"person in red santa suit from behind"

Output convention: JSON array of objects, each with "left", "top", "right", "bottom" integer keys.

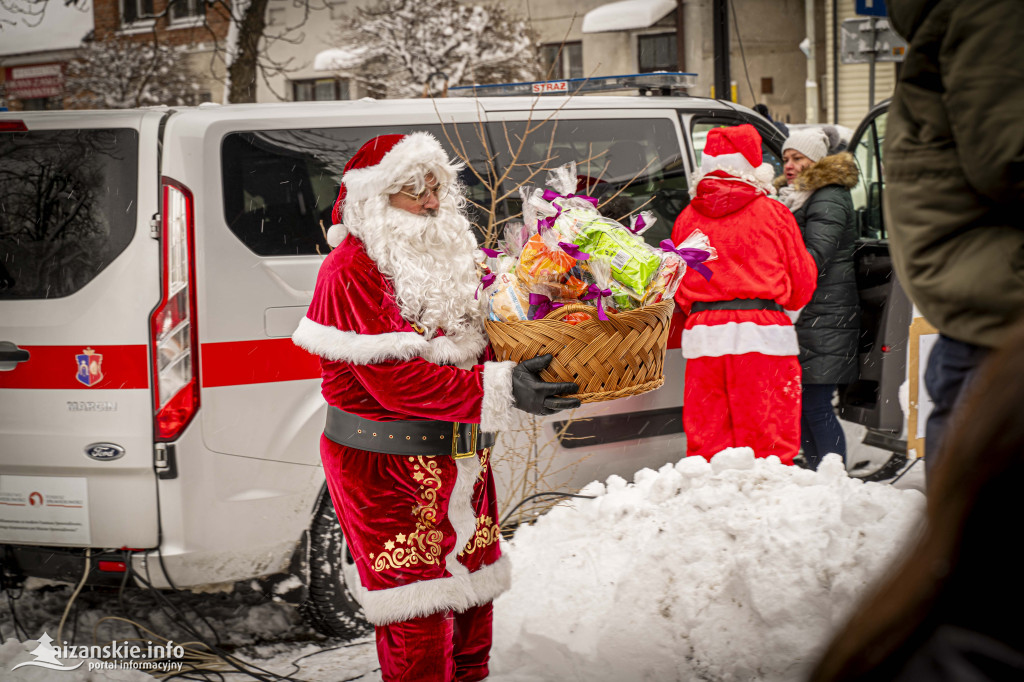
[
  {"left": 671, "top": 124, "right": 818, "bottom": 464},
  {"left": 292, "top": 132, "right": 580, "bottom": 682}
]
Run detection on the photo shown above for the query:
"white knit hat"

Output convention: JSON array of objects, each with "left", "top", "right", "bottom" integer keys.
[{"left": 782, "top": 128, "right": 830, "bottom": 163}]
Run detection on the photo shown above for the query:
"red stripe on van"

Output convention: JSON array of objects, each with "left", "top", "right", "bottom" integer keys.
[
  {"left": 0, "top": 345, "right": 149, "bottom": 389},
  {"left": 200, "top": 339, "right": 321, "bottom": 387}
]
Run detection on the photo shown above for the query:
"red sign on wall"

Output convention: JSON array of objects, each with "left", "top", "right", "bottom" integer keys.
[{"left": 5, "top": 63, "right": 64, "bottom": 100}]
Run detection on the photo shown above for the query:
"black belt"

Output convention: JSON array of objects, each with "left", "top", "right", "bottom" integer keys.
[
  {"left": 691, "top": 298, "right": 784, "bottom": 313},
  {"left": 324, "top": 406, "right": 495, "bottom": 458}
]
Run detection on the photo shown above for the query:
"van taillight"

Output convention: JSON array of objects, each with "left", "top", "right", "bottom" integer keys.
[
  {"left": 150, "top": 179, "right": 200, "bottom": 442},
  {"left": 0, "top": 121, "right": 28, "bottom": 132}
]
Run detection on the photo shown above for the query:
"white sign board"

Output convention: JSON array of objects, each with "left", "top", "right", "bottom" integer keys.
[
  {"left": 915, "top": 333, "right": 938, "bottom": 439},
  {"left": 0, "top": 476, "right": 90, "bottom": 545}
]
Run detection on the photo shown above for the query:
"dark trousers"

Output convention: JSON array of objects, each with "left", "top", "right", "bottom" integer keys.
[
  {"left": 800, "top": 383, "right": 847, "bottom": 470},
  {"left": 924, "top": 334, "right": 990, "bottom": 483}
]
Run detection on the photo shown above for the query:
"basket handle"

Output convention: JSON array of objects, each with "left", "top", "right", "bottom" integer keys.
[{"left": 537, "top": 302, "right": 609, "bottom": 322}]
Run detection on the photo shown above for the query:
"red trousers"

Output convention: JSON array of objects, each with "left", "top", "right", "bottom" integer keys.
[
  {"left": 375, "top": 602, "right": 493, "bottom": 682},
  {"left": 684, "top": 353, "right": 802, "bottom": 464}
]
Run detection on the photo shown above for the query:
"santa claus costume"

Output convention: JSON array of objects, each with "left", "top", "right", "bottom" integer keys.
[
  {"left": 671, "top": 124, "right": 818, "bottom": 464},
  {"left": 292, "top": 133, "right": 518, "bottom": 682}
]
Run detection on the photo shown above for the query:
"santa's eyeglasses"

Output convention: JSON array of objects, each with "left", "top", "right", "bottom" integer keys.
[{"left": 397, "top": 182, "right": 449, "bottom": 204}]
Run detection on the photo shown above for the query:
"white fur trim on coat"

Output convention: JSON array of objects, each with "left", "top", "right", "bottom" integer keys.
[
  {"left": 701, "top": 151, "right": 755, "bottom": 176},
  {"left": 682, "top": 322, "right": 799, "bottom": 359},
  {"left": 445, "top": 456, "right": 483, "bottom": 578},
  {"left": 352, "top": 554, "right": 512, "bottom": 626},
  {"left": 292, "top": 316, "right": 487, "bottom": 368},
  {"left": 480, "top": 361, "right": 517, "bottom": 433},
  {"left": 343, "top": 132, "right": 462, "bottom": 205}
]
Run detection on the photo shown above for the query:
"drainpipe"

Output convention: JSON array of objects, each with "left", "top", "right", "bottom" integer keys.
[{"left": 805, "top": 0, "right": 818, "bottom": 123}]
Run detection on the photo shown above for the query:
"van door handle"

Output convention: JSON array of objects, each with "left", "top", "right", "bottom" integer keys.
[{"left": 0, "top": 341, "right": 30, "bottom": 370}]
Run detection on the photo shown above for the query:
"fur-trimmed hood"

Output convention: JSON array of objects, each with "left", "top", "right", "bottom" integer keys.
[{"left": 774, "top": 152, "right": 859, "bottom": 193}]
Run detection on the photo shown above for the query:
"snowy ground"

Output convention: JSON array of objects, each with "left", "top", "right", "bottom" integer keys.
[{"left": 1, "top": 423, "right": 925, "bottom": 681}]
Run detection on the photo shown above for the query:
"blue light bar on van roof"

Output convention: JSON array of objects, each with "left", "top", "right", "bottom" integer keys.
[{"left": 448, "top": 72, "right": 699, "bottom": 98}]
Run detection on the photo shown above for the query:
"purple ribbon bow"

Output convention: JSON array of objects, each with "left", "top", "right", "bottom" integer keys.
[
  {"left": 537, "top": 190, "right": 599, "bottom": 232},
  {"left": 580, "top": 284, "right": 613, "bottom": 321},
  {"left": 558, "top": 241, "right": 590, "bottom": 261},
  {"left": 481, "top": 247, "right": 502, "bottom": 258},
  {"left": 475, "top": 272, "right": 497, "bottom": 300},
  {"left": 660, "top": 239, "right": 714, "bottom": 282},
  {"left": 541, "top": 189, "right": 599, "bottom": 207},
  {"left": 628, "top": 214, "right": 647, "bottom": 235},
  {"left": 529, "top": 293, "right": 565, "bottom": 320}
]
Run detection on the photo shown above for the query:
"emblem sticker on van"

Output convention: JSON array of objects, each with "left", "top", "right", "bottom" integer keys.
[
  {"left": 75, "top": 348, "right": 104, "bottom": 387},
  {"left": 84, "top": 443, "right": 125, "bottom": 461}
]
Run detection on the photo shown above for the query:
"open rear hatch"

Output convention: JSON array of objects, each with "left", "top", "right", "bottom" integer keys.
[{"left": 0, "top": 111, "right": 165, "bottom": 554}]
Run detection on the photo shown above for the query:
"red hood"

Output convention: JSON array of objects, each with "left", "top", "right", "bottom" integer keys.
[{"left": 690, "top": 174, "right": 764, "bottom": 218}]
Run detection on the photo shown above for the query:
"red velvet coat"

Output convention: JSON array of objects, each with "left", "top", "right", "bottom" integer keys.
[
  {"left": 672, "top": 176, "right": 818, "bottom": 359},
  {"left": 293, "top": 236, "right": 516, "bottom": 625}
]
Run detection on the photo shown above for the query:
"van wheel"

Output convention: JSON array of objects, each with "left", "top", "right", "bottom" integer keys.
[{"left": 299, "top": 490, "right": 372, "bottom": 639}]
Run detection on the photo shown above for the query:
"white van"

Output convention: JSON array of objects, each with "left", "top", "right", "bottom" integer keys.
[{"left": 1, "top": 81, "right": 901, "bottom": 636}]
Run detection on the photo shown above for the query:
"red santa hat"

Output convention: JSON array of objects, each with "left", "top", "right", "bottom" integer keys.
[
  {"left": 698, "top": 123, "right": 777, "bottom": 190},
  {"left": 327, "top": 132, "right": 458, "bottom": 247}
]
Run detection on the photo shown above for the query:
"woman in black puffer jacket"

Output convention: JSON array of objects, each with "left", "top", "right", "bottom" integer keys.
[{"left": 777, "top": 127, "right": 860, "bottom": 470}]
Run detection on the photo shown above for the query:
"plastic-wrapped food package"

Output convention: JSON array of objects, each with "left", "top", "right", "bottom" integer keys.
[{"left": 488, "top": 272, "right": 531, "bottom": 322}]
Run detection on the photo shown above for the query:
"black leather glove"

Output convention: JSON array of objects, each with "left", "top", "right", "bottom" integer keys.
[{"left": 511, "top": 354, "right": 581, "bottom": 415}]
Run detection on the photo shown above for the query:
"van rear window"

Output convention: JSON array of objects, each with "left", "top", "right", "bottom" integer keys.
[{"left": 0, "top": 128, "right": 139, "bottom": 300}]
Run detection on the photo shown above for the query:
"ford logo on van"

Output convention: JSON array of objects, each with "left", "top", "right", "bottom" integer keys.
[{"left": 85, "top": 443, "right": 125, "bottom": 461}]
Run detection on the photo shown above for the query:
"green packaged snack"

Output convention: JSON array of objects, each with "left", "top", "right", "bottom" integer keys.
[{"left": 577, "top": 222, "right": 661, "bottom": 295}]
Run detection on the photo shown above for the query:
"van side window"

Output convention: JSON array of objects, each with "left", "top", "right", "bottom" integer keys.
[
  {"left": 489, "top": 118, "right": 687, "bottom": 248},
  {"left": 850, "top": 112, "right": 887, "bottom": 239},
  {"left": 221, "top": 125, "right": 492, "bottom": 256},
  {"left": 0, "top": 129, "right": 139, "bottom": 300},
  {"left": 221, "top": 118, "right": 685, "bottom": 254}
]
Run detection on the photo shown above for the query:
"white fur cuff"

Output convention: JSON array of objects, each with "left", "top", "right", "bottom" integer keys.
[
  {"left": 354, "top": 555, "right": 512, "bottom": 626},
  {"left": 480, "top": 361, "right": 516, "bottom": 433},
  {"left": 292, "top": 317, "right": 488, "bottom": 368}
]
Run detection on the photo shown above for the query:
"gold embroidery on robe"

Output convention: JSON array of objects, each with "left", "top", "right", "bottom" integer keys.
[
  {"left": 460, "top": 514, "right": 500, "bottom": 556},
  {"left": 372, "top": 456, "right": 445, "bottom": 571}
]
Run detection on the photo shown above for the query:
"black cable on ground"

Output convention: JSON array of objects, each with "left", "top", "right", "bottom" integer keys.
[
  {"left": 281, "top": 640, "right": 375, "bottom": 679},
  {"left": 129, "top": 565, "right": 302, "bottom": 682},
  {"left": 4, "top": 586, "right": 30, "bottom": 640},
  {"left": 500, "top": 491, "right": 596, "bottom": 528}
]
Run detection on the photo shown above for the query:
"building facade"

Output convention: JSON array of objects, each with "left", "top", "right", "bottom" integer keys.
[{"left": 261, "top": 0, "right": 894, "bottom": 128}]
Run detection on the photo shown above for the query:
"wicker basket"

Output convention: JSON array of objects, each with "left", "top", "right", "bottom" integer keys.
[{"left": 484, "top": 299, "right": 674, "bottom": 403}]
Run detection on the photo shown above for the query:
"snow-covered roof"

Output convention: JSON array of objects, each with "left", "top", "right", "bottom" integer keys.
[
  {"left": 0, "top": 0, "right": 93, "bottom": 57},
  {"left": 581, "top": 0, "right": 676, "bottom": 34},
  {"left": 313, "top": 46, "right": 375, "bottom": 72}
]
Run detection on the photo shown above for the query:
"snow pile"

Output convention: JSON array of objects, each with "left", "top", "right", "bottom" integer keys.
[{"left": 490, "top": 450, "right": 925, "bottom": 682}]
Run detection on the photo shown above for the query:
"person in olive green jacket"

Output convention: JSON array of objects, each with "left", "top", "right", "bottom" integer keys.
[{"left": 885, "top": 0, "right": 1024, "bottom": 480}]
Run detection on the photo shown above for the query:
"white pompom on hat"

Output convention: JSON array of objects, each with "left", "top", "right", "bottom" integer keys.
[{"left": 782, "top": 128, "right": 830, "bottom": 163}]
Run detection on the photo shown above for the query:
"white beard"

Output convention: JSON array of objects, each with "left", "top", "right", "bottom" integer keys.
[{"left": 346, "top": 194, "right": 484, "bottom": 339}]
